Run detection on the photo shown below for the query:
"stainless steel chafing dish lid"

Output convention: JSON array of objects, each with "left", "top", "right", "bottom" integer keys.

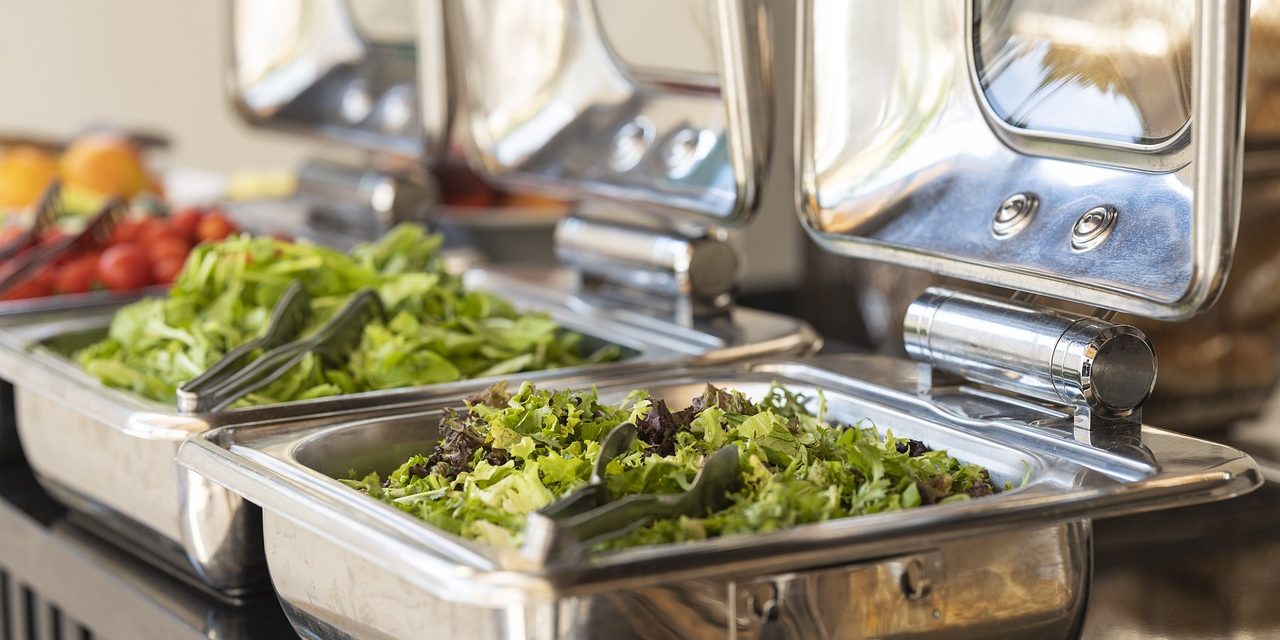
[
  {"left": 795, "top": 0, "right": 1246, "bottom": 321},
  {"left": 450, "top": 0, "right": 769, "bottom": 225},
  {"left": 228, "top": 0, "right": 447, "bottom": 158}
]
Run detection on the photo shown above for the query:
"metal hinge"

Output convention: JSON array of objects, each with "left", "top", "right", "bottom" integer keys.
[
  {"left": 904, "top": 287, "right": 1157, "bottom": 434},
  {"left": 554, "top": 215, "right": 738, "bottom": 326},
  {"left": 296, "top": 159, "right": 436, "bottom": 240}
]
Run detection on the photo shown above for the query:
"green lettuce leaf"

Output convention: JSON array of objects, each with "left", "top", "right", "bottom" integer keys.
[
  {"left": 73, "top": 224, "right": 619, "bottom": 405},
  {"left": 349, "top": 382, "right": 1005, "bottom": 552}
]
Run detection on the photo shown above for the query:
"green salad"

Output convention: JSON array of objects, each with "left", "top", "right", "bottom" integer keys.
[
  {"left": 345, "top": 381, "right": 1003, "bottom": 551},
  {"left": 75, "top": 224, "right": 618, "bottom": 405}
]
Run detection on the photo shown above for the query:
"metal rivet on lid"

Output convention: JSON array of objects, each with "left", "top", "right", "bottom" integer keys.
[
  {"left": 1071, "top": 206, "right": 1118, "bottom": 252},
  {"left": 992, "top": 193, "right": 1037, "bottom": 238},
  {"left": 663, "top": 127, "right": 714, "bottom": 179},
  {"left": 610, "top": 118, "right": 654, "bottom": 172},
  {"left": 379, "top": 84, "right": 415, "bottom": 133},
  {"left": 340, "top": 79, "right": 373, "bottom": 124}
]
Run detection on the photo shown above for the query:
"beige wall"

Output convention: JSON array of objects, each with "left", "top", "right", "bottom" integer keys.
[{"left": 0, "top": 1, "right": 331, "bottom": 172}]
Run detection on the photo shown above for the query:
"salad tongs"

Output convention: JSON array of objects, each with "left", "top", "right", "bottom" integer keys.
[
  {"left": 178, "top": 288, "right": 384, "bottom": 413},
  {"left": 0, "top": 180, "right": 61, "bottom": 263},
  {"left": 537, "top": 422, "right": 639, "bottom": 519},
  {"left": 522, "top": 442, "right": 741, "bottom": 563},
  {"left": 177, "top": 280, "right": 312, "bottom": 412},
  {"left": 0, "top": 195, "right": 125, "bottom": 297}
]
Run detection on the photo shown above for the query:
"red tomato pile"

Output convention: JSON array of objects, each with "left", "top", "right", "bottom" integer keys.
[{"left": 0, "top": 207, "right": 239, "bottom": 301}]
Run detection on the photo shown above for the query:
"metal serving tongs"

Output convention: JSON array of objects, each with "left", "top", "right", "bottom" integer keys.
[
  {"left": 538, "top": 422, "right": 639, "bottom": 520},
  {"left": 176, "top": 281, "right": 313, "bottom": 412},
  {"left": 0, "top": 193, "right": 125, "bottom": 297},
  {"left": 176, "top": 288, "right": 385, "bottom": 413},
  {"left": 521, "top": 425, "right": 741, "bottom": 564},
  {"left": 0, "top": 181, "right": 61, "bottom": 264}
]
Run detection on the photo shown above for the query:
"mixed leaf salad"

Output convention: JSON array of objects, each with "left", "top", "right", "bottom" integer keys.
[
  {"left": 345, "top": 381, "right": 1005, "bottom": 551},
  {"left": 74, "top": 224, "right": 618, "bottom": 405}
]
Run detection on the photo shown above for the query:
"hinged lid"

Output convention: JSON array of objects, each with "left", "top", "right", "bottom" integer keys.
[
  {"left": 228, "top": 0, "right": 450, "bottom": 160},
  {"left": 795, "top": 0, "right": 1247, "bottom": 320},
  {"left": 450, "top": 0, "right": 771, "bottom": 227}
]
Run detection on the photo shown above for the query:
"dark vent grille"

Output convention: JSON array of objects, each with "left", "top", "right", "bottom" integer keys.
[{"left": 0, "top": 568, "right": 92, "bottom": 640}]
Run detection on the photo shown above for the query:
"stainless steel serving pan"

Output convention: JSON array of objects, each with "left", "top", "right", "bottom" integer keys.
[
  {"left": 0, "top": 466, "right": 294, "bottom": 638},
  {"left": 0, "top": 267, "right": 816, "bottom": 597},
  {"left": 178, "top": 354, "right": 1259, "bottom": 639},
  {"left": 0, "top": 289, "right": 162, "bottom": 463}
]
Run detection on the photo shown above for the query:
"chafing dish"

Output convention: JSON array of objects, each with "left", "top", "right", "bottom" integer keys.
[
  {"left": 0, "top": 461, "right": 294, "bottom": 638},
  {"left": 0, "top": 0, "right": 819, "bottom": 597},
  {"left": 835, "top": 0, "right": 1280, "bottom": 433},
  {"left": 228, "top": 0, "right": 442, "bottom": 158},
  {"left": 180, "top": 0, "right": 1267, "bottom": 636},
  {"left": 178, "top": 356, "right": 1257, "bottom": 639},
  {"left": 173, "top": 1, "right": 1266, "bottom": 635},
  {"left": 0, "top": 269, "right": 812, "bottom": 597},
  {"left": 0, "top": 263, "right": 162, "bottom": 465}
]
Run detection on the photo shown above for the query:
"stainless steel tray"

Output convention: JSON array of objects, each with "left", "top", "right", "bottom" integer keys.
[
  {"left": 178, "top": 354, "right": 1260, "bottom": 639},
  {"left": 0, "top": 267, "right": 817, "bottom": 597},
  {"left": 0, "top": 462, "right": 294, "bottom": 638},
  {"left": 0, "top": 289, "right": 156, "bottom": 462}
]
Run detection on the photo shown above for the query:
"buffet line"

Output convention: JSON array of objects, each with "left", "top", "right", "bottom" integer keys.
[{"left": 0, "top": 0, "right": 1271, "bottom": 639}]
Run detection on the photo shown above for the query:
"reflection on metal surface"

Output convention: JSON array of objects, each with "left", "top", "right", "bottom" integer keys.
[
  {"left": 1069, "top": 205, "right": 1119, "bottom": 252},
  {"left": 178, "top": 355, "right": 1259, "bottom": 638},
  {"left": 452, "top": 0, "right": 771, "bottom": 225},
  {"left": 593, "top": 0, "right": 718, "bottom": 78},
  {"left": 795, "top": 0, "right": 1246, "bottom": 320},
  {"left": 347, "top": 0, "right": 417, "bottom": 45},
  {"left": 296, "top": 158, "right": 436, "bottom": 240},
  {"left": 0, "top": 269, "right": 815, "bottom": 596},
  {"left": 1083, "top": 475, "right": 1280, "bottom": 639},
  {"left": 229, "top": 0, "right": 440, "bottom": 156},
  {"left": 554, "top": 216, "right": 740, "bottom": 323},
  {"left": 0, "top": 462, "right": 291, "bottom": 639},
  {"left": 990, "top": 192, "right": 1038, "bottom": 238},
  {"left": 904, "top": 287, "right": 1156, "bottom": 431},
  {"left": 2, "top": 450, "right": 1273, "bottom": 639},
  {"left": 843, "top": 171, "right": 1280, "bottom": 433},
  {"left": 1246, "top": 0, "right": 1280, "bottom": 145},
  {"left": 973, "top": 0, "right": 1193, "bottom": 146}
]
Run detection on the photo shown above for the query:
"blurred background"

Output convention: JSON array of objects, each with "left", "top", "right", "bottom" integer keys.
[
  {"left": 0, "top": 0, "right": 807, "bottom": 296},
  {"left": 8, "top": 0, "right": 1280, "bottom": 438},
  {"left": 2, "top": 3, "right": 1280, "bottom": 639}
]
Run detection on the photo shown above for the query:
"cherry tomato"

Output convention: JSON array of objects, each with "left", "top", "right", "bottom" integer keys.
[
  {"left": 108, "top": 219, "right": 141, "bottom": 246},
  {"left": 97, "top": 244, "right": 151, "bottom": 290},
  {"left": 195, "top": 212, "right": 236, "bottom": 243},
  {"left": 135, "top": 217, "right": 175, "bottom": 245},
  {"left": 2, "top": 267, "right": 55, "bottom": 300},
  {"left": 170, "top": 208, "right": 202, "bottom": 241},
  {"left": 38, "top": 229, "right": 67, "bottom": 246},
  {"left": 53, "top": 254, "right": 100, "bottom": 294},
  {"left": 0, "top": 227, "right": 24, "bottom": 247},
  {"left": 151, "top": 255, "right": 185, "bottom": 284},
  {"left": 146, "top": 235, "right": 190, "bottom": 264}
]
